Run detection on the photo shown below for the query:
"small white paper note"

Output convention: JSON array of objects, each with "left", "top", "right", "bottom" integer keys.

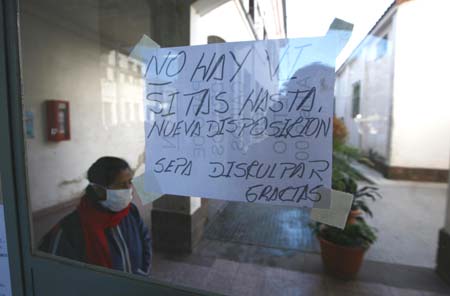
[{"left": 310, "top": 189, "right": 353, "bottom": 229}]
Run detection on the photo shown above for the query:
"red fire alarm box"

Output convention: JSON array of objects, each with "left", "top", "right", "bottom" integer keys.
[{"left": 46, "top": 100, "right": 71, "bottom": 141}]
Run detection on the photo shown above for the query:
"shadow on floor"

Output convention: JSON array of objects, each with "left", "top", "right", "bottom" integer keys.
[{"left": 205, "top": 201, "right": 320, "bottom": 253}]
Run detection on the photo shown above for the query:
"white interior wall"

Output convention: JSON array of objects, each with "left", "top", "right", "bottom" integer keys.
[
  {"left": 22, "top": 8, "right": 146, "bottom": 212},
  {"left": 390, "top": 0, "right": 450, "bottom": 169}
]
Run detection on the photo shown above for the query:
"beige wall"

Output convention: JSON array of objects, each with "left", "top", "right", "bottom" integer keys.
[{"left": 21, "top": 2, "right": 147, "bottom": 212}]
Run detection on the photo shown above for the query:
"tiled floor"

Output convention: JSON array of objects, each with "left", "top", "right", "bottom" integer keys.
[
  {"left": 148, "top": 163, "right": 450, "bottom": 295},
  {"left": 204, "top": 202, "right": 319, "bottom": 252},
  {"left": 150, "top": 256, "right": 449, "bottom": 295},
  {"left": 352, "top": 162, "right": 447, "bottom": 268}
]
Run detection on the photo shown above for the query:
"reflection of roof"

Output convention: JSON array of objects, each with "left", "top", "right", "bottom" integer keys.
[{"left": 337, "top": 1, "right": 396, "bottom": 73}]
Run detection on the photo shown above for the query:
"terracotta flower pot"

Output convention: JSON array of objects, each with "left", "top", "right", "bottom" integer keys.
[{"left": 318, "top": 236, "right": 367, "bottom": 279}]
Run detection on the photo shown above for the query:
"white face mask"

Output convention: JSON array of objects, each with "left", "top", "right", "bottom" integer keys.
[{"left": 91, "top": 183, "right": 133, "bottom": 212}]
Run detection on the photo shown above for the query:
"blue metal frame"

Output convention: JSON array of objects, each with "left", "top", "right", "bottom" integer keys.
[{"left": 0, "top": 0, "right": 26, "bottom": 294}]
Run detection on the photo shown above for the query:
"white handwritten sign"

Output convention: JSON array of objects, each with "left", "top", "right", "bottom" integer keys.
[{"left": 142, "top": 32, "right": 347, "bottom": 208}]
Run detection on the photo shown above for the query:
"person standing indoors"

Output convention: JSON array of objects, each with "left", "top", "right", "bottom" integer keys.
[{"left": 39, "top": 156, "right": 152, "bottom": 276}]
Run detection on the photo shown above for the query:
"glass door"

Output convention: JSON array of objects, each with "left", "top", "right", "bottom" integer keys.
[{"left": 1, "top": 0, "right": 209, "bottom": 295}]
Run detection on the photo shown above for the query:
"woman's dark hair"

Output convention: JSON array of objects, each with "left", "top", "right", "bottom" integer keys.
[{"left": 87, "top": 157, "right": 131, "bottom": 187}]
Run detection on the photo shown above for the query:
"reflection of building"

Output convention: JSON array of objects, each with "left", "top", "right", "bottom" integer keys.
[
  {"left": 335, "top": 0, "right": 450, "bottom": 182},
  {"left": 100, "top": 51, "right": 145, "bottom": 128}
]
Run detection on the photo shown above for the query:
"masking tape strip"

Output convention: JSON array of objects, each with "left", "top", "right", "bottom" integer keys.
[
  {"left": 310, "top": 188, "right": 353, "bottom": 229},
  {"left": 132, "top": 173, "right": 163, "bottom": 205},
  {"left": 129, "top": 35, "right": 162, "bottom": 205},
  {"left": 129, "top": 35, "right": 160, "bottom": 62}
]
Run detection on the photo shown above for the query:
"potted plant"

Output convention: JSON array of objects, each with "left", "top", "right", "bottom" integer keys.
[
  {"left": 348, "top": 185, "right": 382, "bottom": 224},
  {"left": 332, "top": 171, "right": 382, "bottom": 224},
  {"left": 313, "top": 219, "right": 377, "bottom": 279},
  {"left": 313, "top": 172, "right": 379, "bottom": 278},
  {"left": 311, "top": 117, "right": 381, "bottom": 279},
  {"left": 312, "top": 177, "right": 380, "bottom": 279}
]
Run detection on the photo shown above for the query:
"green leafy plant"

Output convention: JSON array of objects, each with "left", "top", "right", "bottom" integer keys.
[
  {"left": 313, "top": 219, "right": 377, "bottom": 249},
  {"left": 331, "top": 117, "right": 382, "bottom": 215},
  {"left": 310, "top": 117, "right": 381, "bottom": 249},
  {"left": 352, "top": 186, "right": 382, "bottom": 217},
  {"left": 367, "top": 148, "right": 386, "bottom": 164}
]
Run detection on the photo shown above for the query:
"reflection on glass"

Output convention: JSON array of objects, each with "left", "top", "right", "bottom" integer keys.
[
  {"left": 21, "top": 0, "right": 152, "bottom": 277},
  {"left": 18, "top": 0, "right": 449, "bottom": 295},
  {"left": 39, "top": 157, "right": 151, "bottom": 275}
]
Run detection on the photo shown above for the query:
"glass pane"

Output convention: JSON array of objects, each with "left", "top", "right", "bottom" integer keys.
[
  {"left": 18, "top": 0, "right": 450, "bottom": 295},
  {"left": 21, "top": 0, "right": 179, "bottom": 281}
]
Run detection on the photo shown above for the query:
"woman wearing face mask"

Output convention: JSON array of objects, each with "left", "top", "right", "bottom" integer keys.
[{"left": 39, "top": 156, "right": 152, "bottom": 276}]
